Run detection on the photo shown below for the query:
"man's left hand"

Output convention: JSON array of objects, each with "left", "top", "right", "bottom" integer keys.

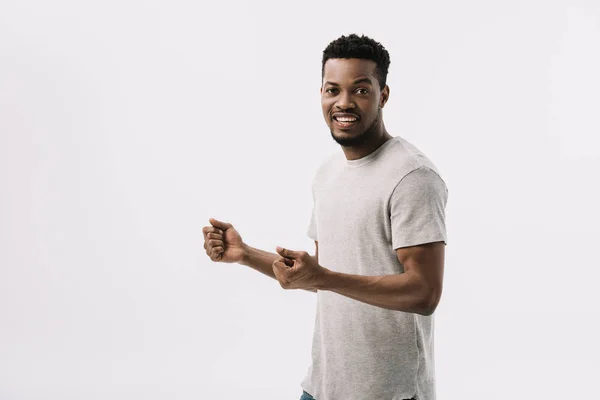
[{"left": 273, "top": 246, "right": 329, "bottom": 290}]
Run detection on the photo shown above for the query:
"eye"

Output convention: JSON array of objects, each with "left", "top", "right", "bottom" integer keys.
[
  {"left": 356, "top": 88, "right": 369, "bottom": 95},
  {"left": 325, "top": 87, "right": 339, "bottom": 94}
]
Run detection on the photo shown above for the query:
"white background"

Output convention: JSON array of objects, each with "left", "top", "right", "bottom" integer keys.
[{"left": 1, "top": 0, "right": 599, "bottom": 399}]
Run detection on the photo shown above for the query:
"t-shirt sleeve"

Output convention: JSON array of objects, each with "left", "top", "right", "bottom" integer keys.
[
  {"left": 390, "top": 166, "right": 448, "bottom": 249},
  {"left": 307, "top": 181, "right": 318, "bottom": 242}
]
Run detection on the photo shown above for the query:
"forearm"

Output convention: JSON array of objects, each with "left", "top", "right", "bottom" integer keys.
[
  {"left": 240, "top": 244, "right": 317, "bottom": 292},
  {"left": 318, "top": 269, "right": 434, "bottom": 314}
]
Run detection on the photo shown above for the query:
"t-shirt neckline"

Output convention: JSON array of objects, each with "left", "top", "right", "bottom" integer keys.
[{"left": 344, "top": 136, "right": 397, "bottom": 168}]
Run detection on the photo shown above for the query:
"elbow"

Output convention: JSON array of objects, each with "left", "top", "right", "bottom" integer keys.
[
  {"left": 416, "top": 287, "right": 442, "bottom": 316},
  {"left": 418, "top": 302, "right": 437, "bottom": 316}
]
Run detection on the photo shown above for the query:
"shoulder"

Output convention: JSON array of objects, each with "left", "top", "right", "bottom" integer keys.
[
  {"left": 395, "top": 166, "right": 448, "bottom": 195},
  {"left": 383, "top": 136, "right": 447, "bottom": 186}
]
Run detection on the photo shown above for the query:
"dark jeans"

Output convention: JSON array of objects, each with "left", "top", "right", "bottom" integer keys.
[
  {"left": 299, "top": 390, "right": 415, "bottom": 400},
  {"left": 300, "top": 391, "right": 315, "bottom": 400}
]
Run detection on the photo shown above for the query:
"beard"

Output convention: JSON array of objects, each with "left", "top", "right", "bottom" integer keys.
[{"left": 329, "top": 108, "right": 381, "bottom": 147}]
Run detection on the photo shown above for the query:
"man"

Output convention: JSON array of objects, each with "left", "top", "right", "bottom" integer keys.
[{"left": 202, "top": 34, "right": 448, "bottom": 400}]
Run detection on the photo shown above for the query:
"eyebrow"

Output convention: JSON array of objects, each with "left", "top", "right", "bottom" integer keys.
[{"left": 324, "top": 77, "right": 374, "bottom": 86}]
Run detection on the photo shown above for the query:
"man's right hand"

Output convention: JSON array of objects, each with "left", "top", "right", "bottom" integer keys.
[{"left": 202, "top": 218, "right": 245, "bottom": 263}]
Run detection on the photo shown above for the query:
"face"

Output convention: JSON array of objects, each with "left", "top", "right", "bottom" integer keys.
[{"left": 321, "top": 58, "right": 389, "bottom": 147}]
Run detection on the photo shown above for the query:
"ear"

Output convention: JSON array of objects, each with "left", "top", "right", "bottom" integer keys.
[{"left": 380, "top": 85, "right": 390, "bottom": 108}]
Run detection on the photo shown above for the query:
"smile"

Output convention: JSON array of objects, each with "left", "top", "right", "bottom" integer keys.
[
  {"left": 333, "top": 117, "right": 358, "bottom": 128},
  {"left": 335, "top": 116, "right": 357, "bottom": 122},
  {"left": 333, "top": 114, "right": 360, "bottom": 129}
]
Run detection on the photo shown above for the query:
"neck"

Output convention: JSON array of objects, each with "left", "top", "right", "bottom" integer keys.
[{"left": 341, "top": 120, "right": 392, "bottom": 161}]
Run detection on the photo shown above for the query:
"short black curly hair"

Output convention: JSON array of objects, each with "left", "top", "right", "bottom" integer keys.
[{"left": 322, "top": 34, "right": 391, "bottom": 90}]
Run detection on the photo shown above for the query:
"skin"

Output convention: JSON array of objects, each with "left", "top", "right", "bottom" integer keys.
[
  {"left": 203, "top": 58, "right": 445, "bottom": 315},
  {"left": 320, "top": 58, "right": 393, "bottom": 160}
]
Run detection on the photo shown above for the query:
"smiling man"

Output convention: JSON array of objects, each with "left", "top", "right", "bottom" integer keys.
[{"left": 203, "top": 34, "right": 448, "bottom": 400}]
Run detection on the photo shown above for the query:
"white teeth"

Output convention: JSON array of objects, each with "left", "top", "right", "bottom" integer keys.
[{"left": 336, "top": 117, "right": 357, "bottom": 122}]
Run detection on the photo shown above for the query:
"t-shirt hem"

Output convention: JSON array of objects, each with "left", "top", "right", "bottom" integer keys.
[{"left": 393, "top": 236, "right": 447, "bottom": 250}]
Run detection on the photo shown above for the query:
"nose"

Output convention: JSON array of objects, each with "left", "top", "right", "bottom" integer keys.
[{"left": 335, "top": 91, "right": 355, "bottom": 110}]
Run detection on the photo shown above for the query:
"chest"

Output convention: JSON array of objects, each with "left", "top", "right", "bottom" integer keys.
[{"left": 314, "top": 174, "right": 394, "bottom": 241}]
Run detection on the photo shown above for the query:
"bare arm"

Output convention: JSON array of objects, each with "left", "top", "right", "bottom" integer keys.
[
  {"left": 317, "top": 241, "right": 445, "bottom": 315},
  {"left": 203, "top": 218, "right": 317, "bottom": 293},
  {"left": 239, "top": 241, "right": 319, "bottom": 293}
]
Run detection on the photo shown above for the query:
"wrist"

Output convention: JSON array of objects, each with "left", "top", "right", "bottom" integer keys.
[
  {"left": 316, "top": 268, "right": 336, "bottom": 291},
  {"left": 239, "top": 243, "right": 252, "bottom": 265}
]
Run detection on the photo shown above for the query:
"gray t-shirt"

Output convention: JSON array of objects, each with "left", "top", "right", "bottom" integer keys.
[{"left": 301, "top": 136, "right": 448, "bottom": 400}]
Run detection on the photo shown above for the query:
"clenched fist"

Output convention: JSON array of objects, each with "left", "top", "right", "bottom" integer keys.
[
  {"left": 272, "top": 246, "right": 329, "bottom": 290},
  {"left": 202, "top": 218, "right": 245, "bottom": 263}
]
